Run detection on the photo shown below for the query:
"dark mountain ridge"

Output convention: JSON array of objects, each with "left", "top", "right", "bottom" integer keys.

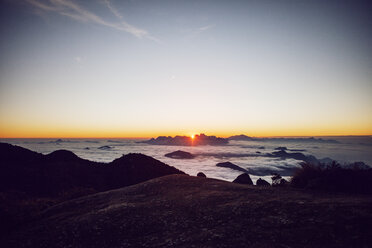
[
  {"left": 228, "top": 134, "right": 339, "bottom": 143},
  {"left": 142, "top": 133, "right": 228, "bottom": 146},
  {"left": 0, "top": 142, "right": 185, "bottom": 197}
]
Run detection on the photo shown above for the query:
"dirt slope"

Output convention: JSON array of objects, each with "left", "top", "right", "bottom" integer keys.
[{"left": 3, "top": 175, "right": 372, "bottom": 248}]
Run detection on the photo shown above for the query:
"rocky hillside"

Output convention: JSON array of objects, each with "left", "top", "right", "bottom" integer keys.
[{"left": 3, "top": 175, "right": 372, "bottom": 248}]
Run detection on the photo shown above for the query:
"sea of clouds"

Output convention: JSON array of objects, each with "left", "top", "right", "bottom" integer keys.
[{"left": 1, "top": 136, "right": 371, "bottom": 183}]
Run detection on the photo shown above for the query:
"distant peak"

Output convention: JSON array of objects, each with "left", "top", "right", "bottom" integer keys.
[
  {"left": 142, "top": 134, "right": 228, "bottom": 146},
  {"left": 46, "top": 150, "right": 79, "bottom": 161}
]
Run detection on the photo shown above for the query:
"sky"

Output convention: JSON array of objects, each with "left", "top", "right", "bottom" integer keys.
[{"left": 0, "top": 0, "right": 371, "bottom": 138}]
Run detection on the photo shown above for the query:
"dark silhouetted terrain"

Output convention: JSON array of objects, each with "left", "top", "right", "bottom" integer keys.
[
  {"left": 0, "top": 142, "right": 184, "bottom": 196},
  {"left": 165, "top": 150, "right": 195, "bottom": 159},
  {"left": 1, "top": 143, "right": 372, "bottom": 247},
  {"left": 143, "top": 133, "right": 228, "bottom": 146},
  {"left": 291, "top": 161, "right": 372, "bottom": 194},
  {"left": 228, "top": 135, "right": 339, "bottom": 143},
  {"left": 216, "top": 161, "right": 247, "bottom": 173},
  {"left": 2, "top": 175, "right": 372, "bottom": 248},
  {"left": 0, "top": 142, "right": 184, "bottom": 233}
]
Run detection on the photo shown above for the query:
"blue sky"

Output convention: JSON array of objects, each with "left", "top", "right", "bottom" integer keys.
[{"left": 0, "top": 0, "right": 371, "bottom": 137}]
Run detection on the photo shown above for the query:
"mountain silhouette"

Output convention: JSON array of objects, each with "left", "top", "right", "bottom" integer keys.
[{"left": 0, "top": 142, "right": 185, "bottom": 197}]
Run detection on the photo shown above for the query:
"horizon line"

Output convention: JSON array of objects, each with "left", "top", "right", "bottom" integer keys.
[{"left": 1, "top": 134, "right": 372, "bottom": 139}]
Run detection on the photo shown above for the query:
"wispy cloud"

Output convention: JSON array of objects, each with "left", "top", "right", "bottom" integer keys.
[
  {"left": 26, "top": 0, "right": 158, "bottom": 41},
  {"left": 27, "top": 0, "right": 58, "bottom": 11},
  {"left": 103, "top": 0, "right": 123, "bottom": 20},
  {"left": 183, "top": 24, "right": 214, "bottom": 39},
  {"left": 198, "top": 25, "right": 214, "bottom": 32},
  {"left": 102, "top": 0, "right": 161, "bottom": 43}
]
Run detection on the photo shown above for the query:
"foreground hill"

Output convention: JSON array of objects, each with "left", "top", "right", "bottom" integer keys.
[
  {"left": 0, "top": 142, "right": 185, "bottom": 196},
  {"left": 3, "top": 175, "right": 372, "bottom": 248},
  {"left": 0, "top": 142, "right": 185, "bottom": 233}
]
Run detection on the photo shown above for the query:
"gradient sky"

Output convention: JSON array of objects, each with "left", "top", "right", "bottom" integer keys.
[{"left": 0, "top": 0, "right": 371, "bottom": 138}]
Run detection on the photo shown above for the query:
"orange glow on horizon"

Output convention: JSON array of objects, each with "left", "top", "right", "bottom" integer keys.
[
  {"left": 1, "top": 120, "right": 372, "bottom": 139},
  {"left": 1, "top": 128, "right": 372, "bottom": 139}
]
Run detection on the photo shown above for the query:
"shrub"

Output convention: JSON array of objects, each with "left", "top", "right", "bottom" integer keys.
[
  {"left": 271, "top": 173, "right": 282, "bottom": 186},
  {"left": 291, "top": 161, "right": 372, "bottom": 194}
]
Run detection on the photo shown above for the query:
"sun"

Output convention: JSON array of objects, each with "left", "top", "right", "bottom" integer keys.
[{"left": 191, "top": 134, "right": 195, "bottom": 139}]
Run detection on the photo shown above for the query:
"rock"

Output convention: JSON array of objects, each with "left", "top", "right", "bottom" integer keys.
[
  {"left": 165, "top": 150, "right": 195, "bottom": 159},
  {"left": 275, "top": 147, "right": 287, "bottom": 151},
  {"left": 275, "top": 147, "right": 306, "bottom": 152},
  {"left": 98, "top": 145, "right": 112, "bottom": 150},
  {"left": 256, "top": 178, "right": 270, "bottom": 186},
  {"left": 279, "top": 178, "right": 289, "bottom": 186},
  {"left": 197, "top": 172, "right": 206, "bottom": 178},
  {"left": 233, "top": 173, "right": 253, "bottom": 185},
  {"left": 216, "top": 162, "right": 247, "bottom": 173},
  {"left": 269, "top": 150, "right": 318, "bottom": 164}
]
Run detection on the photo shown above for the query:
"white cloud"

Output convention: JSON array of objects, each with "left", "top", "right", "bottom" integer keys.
[{"left": 26, "top": 0, "right": 158, "bottom": 41}]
